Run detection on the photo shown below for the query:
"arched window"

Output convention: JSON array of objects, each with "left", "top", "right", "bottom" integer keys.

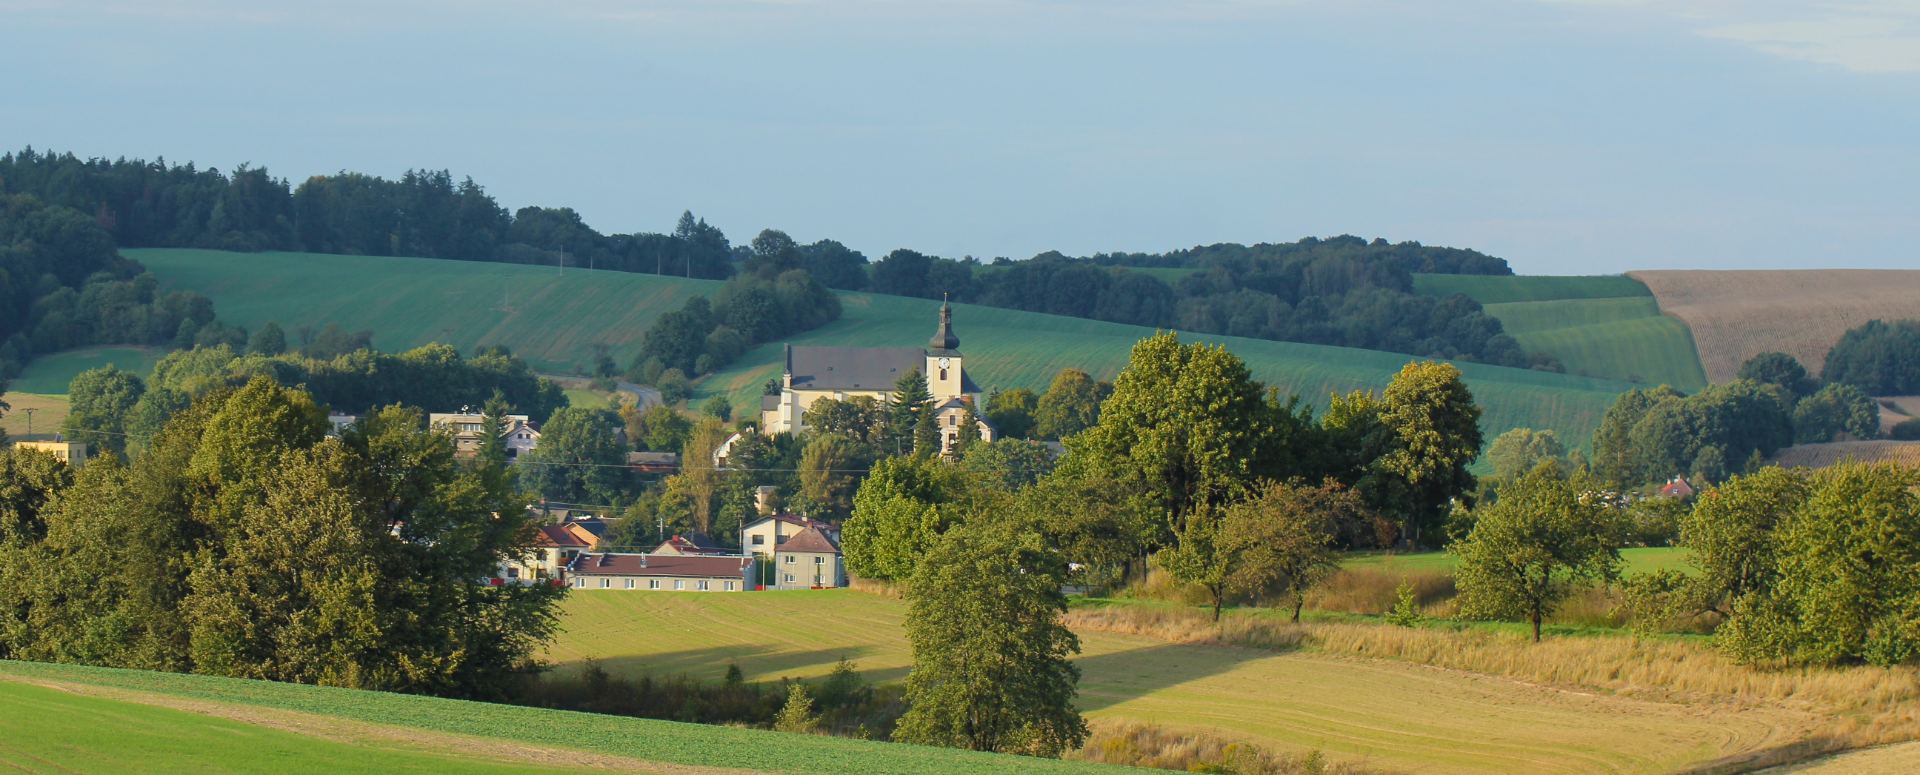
[{"left": 939, "top": 368, "right": 948, "bottom": 381}]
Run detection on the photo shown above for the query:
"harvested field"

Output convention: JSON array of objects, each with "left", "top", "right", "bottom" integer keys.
[
  {"left": 0, "top": 393, "right": 70, "bottom": 442},
  {"left": 549, "top": 589, "right": 1867, "bottom": 775},
  {"left": 1764, "top": 741, "right": 1920, "bottom": 774},
  {"left": 1770, "top": 440, "right": 1920, "bottom": 469},
  {"left": 1627, "top": 269, "right": 1920, "bottom": 383},
  {"left": 1877, "top": 397, "right": 1919, "bottom": 435}
]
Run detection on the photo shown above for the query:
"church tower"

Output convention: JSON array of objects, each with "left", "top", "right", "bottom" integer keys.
[{"left": 926, "top": 299, "right": 963, "bottom": 400}]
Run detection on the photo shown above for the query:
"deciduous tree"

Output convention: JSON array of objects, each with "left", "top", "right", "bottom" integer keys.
[{"left": 1452, "top": 463, "right": 1622, "bottom": 642}]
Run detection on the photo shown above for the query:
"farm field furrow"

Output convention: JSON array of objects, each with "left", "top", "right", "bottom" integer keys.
[
  {"left": 1481, "top": 298, "right": 1708, "bottom": 391},
  {"left": 1411, "top": 274, "right": 1653, "bottom": 305},
  {"left": 546, "top": 590, "right": 1816, "bottom": 775},
  {"left": 1628, "top": 269, "right": 1920, "bottom": 383},
  {"left": 1769, "top": 440, "right": 1920, "bottom": 469},
  {"left": 132, "top": 248, "right": 1641, "bottom": 450}
]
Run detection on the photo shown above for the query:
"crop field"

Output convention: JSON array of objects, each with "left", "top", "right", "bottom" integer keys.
[
  {"left": 1411, "top": 274, "right": 1652, "bottom": 305},
  {"left": 1770, "top": 440, "right": 1920, "bottom": 469},
  {"left": 132, "top": 249, "right": 1640, "bottom": 451},
  {"left": 0, "top": 393, "right": 70, "bottom": 442},
  {"left": 1628, "top": 269, "right": 1920, "bottom": 383},
  {"left": 548, "top": 589, "right": 1815, "bottom": 775},
  {"left": 0, "top": 678, "right": 586, "bottom": 775},
  {"left": 0, "top": 660, "right": 1132, "bottom": 775},
  {"left": 1480, "top": 297, "right": 1708, "bottom": 391},
  {"left": 9, "top": 345, "right": 168, "bottom": 395}
]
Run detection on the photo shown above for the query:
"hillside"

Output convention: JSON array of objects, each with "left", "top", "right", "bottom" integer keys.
[
  {"left": 546, "top": 590, "right": 1816, "bottom": 775},
  {"left": 0, "top": 660, "right": 1128, "bottom": 775},
  {"left": 1628, "top": 269, "right": 1920, "bottom": 384},
  {"left": 1770, "top": 440, "right": 1920, "bottom": 470},
  {"left": 1412, "top": 274, "right": 1708, "bottom": 392},
  {"left": 133, "top": 249, "right": 1639, "bottom": 449}
]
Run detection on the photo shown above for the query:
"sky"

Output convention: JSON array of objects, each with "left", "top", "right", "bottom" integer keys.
[{"left": 2, "top": 0, "right": 1917, "bottom": 274}]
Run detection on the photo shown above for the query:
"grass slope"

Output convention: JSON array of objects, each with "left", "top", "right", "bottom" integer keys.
[
  {"left": 0, "top": 660, "right": 1128, "bottom": 775},
  {"left": 545, "top": 590, "right": 1802, "bottom": 775},
  {"left": 10, "top": 345, "right": 169, "bottom": 394},
  {"left": 0, "top": 680, "right": 580, "bottom": 775},
  {"left": 1412, "top": 274, "right": 1652, "bottom": 304},
  {"left": 132, "top": 249, "right": 1638, "bottom": 449},
  {"left": 1482, "top": 298, "right": 1708, "bottom": 391}
]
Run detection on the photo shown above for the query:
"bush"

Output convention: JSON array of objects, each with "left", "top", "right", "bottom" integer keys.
[
  {"left": 658, "top": 368, "right": 691, "bottom": 405},
  {"left": 1893, "top": 417, "right": 1920, "bottom": 441}
]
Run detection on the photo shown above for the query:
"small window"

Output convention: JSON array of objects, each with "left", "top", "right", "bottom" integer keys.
[
  {"left": 939, "top": 368, "right": 948, "bottom": 381},
  {"left": 725, "top": 581, "right": 736, "bottom": 591},
  {"left": 506, "top": 567, "right": 520, "bottom": 578},
  {"left": 649, "top": 579, "right": 660, "bottom": 589},
  {"left": 784, "top": 573, "right": 795, "bottom": 583},
  {"left": 814, "top": 556, "right": 824, "bottom": 564},
  {"left": 752, "top": 535, "right": 765, "bottom": 545},
  {"left": 784, "top": 555, "right": 794, "bottom": 564},
  {"left": 599, "top": 578, "right": 610, "bottom": 588},
  {"left": 674, "top": 579, "right": 685, "bottom": 590},
  {"left": 625, "top": 579, "right": 635, "bottom": 589},
  {"left": 776, "top": 535, "right": 787, "bottom": 544},
  {"left": 949, "top": 415, "right": 957, "bottom": 426},
  {"left": 573, "top": 577, "right": 584, "bottom": 588},
  {"left": 697, "top": 580, "right": 709, "bottom": 591}
]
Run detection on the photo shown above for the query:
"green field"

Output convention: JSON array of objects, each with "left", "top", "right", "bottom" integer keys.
[
  {"left": 0, "top": 679, "right": 583, "bottom": 775},
  {"left": 131, "top": 249, "right": 1641, "bottom": 451},
  {"left": 546, "top": 589, "right": 1798, "bottom": 775},
  {"left": 1412, "top": 274, "right": 1653, "bottom": 304},
  {"left": 10, "top": 345, "right": 169, "bottom": 394},
  {"left": 1409, "top": 274, "right": 1708, "bottom": 392},
  {"left": 562, "top": 388, "right": 612, "bottom": 410},
  {"left": 0, "top": 660, "right": 1130, "bottom": 775}
]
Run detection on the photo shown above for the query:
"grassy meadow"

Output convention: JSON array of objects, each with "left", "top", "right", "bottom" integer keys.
[
  {"left": 9, "top": 345, "right": 169, "bottom": 394},
  {"left": 545, "top": 588, "right": 1832, "bottom": 775},
  {"left": 131, "top": 248, "right": 1640, "bottom": 450},
  {"left": 1343, "top": 546, "right": 1692, "bottom": 576},
  {"left": 0, "top": 393, "right": 71, "bottom": 442},
  {"left": 0, "top": 660, "right": 1133, "bottom": 775}
]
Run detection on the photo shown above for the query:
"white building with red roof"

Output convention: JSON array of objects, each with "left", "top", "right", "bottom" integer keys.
[{"left": 566, "top": 553, "right": 754, "bottom": 593}]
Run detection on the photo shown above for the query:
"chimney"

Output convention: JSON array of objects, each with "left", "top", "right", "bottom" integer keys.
[{"left": 640, "top": 554, "right": 648, "bottom": 568}]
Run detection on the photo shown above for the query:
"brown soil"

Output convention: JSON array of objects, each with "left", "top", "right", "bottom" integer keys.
[
  {"left": 1769, "top": 440, "right": 1920, "bottom": 469},
  {"left": 2, "top": 676, "right": 762, "bottom": 775},
  {"left": 1627, "top": 269, "right": 1920, "bottom": 383}
]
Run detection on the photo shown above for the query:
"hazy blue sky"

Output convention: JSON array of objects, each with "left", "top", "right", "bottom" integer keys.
[{"left": 4, "top": 0, "right": 1916, "bottom": 273}]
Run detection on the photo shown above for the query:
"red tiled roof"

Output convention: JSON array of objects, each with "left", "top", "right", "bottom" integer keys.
[
  {"left": 537, "top": 525, "right": 594, "bottom": 548},
  {"left": 569, "top": 553, "right": 751, "bottom": 577},
  {"left": 779, "top": 527, "right": 840, "bottom": 555}
]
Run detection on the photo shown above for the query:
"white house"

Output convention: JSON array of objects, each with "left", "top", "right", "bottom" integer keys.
[{"left": 429, "top": 412, "right": 541, "bottom": 460}]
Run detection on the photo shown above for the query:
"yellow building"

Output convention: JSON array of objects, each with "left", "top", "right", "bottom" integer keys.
[
  {"left": 760, "top": 302, "right": 995, "bottom": 452},
  {"left": 15, "top": 440, "right": 87, "bottom": 465}
]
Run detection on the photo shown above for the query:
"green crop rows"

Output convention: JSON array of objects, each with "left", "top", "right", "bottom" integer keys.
[{"left": 1412, "top": 274, "right": 1653, "bottom": 304}]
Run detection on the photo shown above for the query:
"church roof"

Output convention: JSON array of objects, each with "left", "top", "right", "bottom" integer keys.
[
  {"left": 929, "top": 301, "right": 961, "bottom": 355},
  {"left": 786, "top": 346, "right": 927, "bottom": 391}
]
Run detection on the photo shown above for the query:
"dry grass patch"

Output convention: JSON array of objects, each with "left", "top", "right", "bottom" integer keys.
[
  {"left": 1069, "top": 718, "right": 1388, "bottom": 774},
  {"left": 1628, "top": 269, "right": 1920, "bottom": 383},
  {"left": 1771, "top": 440, "right": 1920, "bottom": 469},
  {"left": 1066, "top": 604, "right": 1920, "bottom": 765}
]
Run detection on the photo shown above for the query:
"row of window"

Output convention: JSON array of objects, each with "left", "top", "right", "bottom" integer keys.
[
  {"left": 781, "top": 555, "right": 828, "bottom": 564},
  {"left": 573, "top": 577, "right": 737, "bottom": 591}
]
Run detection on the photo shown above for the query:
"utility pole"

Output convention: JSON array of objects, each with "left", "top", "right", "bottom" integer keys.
[{"left": 22, "top": 408, "right": 34, "bottom": 439}]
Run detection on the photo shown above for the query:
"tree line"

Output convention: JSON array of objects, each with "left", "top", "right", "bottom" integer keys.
[{"left": 0, "top": 377, "right": 563, "bottom": 700}]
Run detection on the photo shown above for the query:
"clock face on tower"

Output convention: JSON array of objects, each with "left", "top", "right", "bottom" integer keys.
[{"left": 938, "top": 357, "right": 951, "bottom": 369}]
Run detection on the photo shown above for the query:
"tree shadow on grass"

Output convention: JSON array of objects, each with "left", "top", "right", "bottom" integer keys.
[
  {"left": 554, "top": 645, "right": 911, "bottom": 686},
  {"left": 1070, "top": 641, "right": 1276, "bottom": 714}
]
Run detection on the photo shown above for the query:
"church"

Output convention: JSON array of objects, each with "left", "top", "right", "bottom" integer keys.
[{"left": 760, "top": 302, "right": 996, "bottom": 452}]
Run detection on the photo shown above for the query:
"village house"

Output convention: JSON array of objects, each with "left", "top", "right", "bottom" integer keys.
[
  {"left": 15, "top": 440, "right": 86, "bottom": 465},
  {"left": 627, "top": 450, "right": 680, "bottom": 473},
  {"left": 429, "top": 412, "right": 541, "bottom": 460},
  {"left": 1658, "top": 476, "right": 1696, "bottom": 499},
  {"left": 760, "top": 302, "right": 995, "bottom": 453},
  {"left": 740, "top": 513, "right": 839, "bottom": 553},
  {"left": 497, "top": 523, "right": 596, "bottom": 584},
  {"left": 767, "top": 527, "right": 845, "bottom": 589},
  {"left": 654, "top": 533, "right": 730, "bottom": 555},
  {"left": 566, "top": 553, "right": 754, "bottom": 592}
]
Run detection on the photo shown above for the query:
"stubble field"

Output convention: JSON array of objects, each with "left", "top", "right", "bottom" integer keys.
[{"left": 1627, "top": 269, "right": 1920, "bottom": 384}]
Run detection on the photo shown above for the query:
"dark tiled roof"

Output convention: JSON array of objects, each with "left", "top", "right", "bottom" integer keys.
[
  {"left": 762, "top": 394, "right": 780, "bottom": 411},
  {"left": 627, "top": 451, "right": 680, "bottom": 465},
  {"left": 569, "top": 553, "right": 751, "bottom": 577},
  {"left": 779, "top": 527, "right": 841, "bottom": 554},
  {"left": 787, "top": 346, "right": 927, "bottom": 391}
]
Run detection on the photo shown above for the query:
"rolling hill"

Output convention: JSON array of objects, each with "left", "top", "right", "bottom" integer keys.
[
  {"left": 132, "top": 249, "right": 1641, "bottom": 449},
  {"left": 1414, "top": 274, "right": 1708, "bottom": 392}
]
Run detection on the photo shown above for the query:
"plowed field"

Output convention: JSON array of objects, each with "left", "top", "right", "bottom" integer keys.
[{"left": 1627, "top": 270, "right": 1920, "bottom": 383}]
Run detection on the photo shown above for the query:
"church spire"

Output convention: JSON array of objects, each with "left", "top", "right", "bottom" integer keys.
[{"left": 929, "top": 295, "right": 960, "bottom": 353}]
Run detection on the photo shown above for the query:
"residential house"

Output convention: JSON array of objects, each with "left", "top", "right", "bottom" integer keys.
[
  {"left": 713, "top": 431, "right": 746, "bottom": 468},
  {"left": 759, "top": 302, "right": 994, "bottom": 450},
  {"left": 654, "top": 533, "right": 730, "bottom": 556},
  {"left": 498, "top": 523, "right": 596, "bottom": 583},
  {"left": 628, "top": 451, "right": 679, "bottom": 473},
  {"left": 326, "top": 413, "right": 360, "bottom": 436},
  {"left": 15, "top": 440, "right": 86, "bottom": 465},
  {"left": 768, "top": 527, "right": 845, "bottom": 590},
  {"left": 740, "top": 513, "right": 839, "bottom": 555},
  {"left": 429, "top": 412, "right": 541, "bottom": 460},
  {"left": 1658, "top": 476, "right": 1695, "bottom": 499},
  {"left": 566, "top": 553, "right": 753, "bottom": 592}
]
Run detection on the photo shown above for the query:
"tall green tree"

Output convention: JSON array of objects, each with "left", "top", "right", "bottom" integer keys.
[
  {"left": 62, "top": 365, "right": 146, "bottom": 455},
  {"left": 888, "top": 367, "right": 933, "bottom": 456},
  {"left": 841, "top": 456, "right": 964, "bottom": 581},
  {"left": 1737, "top": 351, "right": 1816, "bottom": 398},
  {"left": 248, "top": 321, "right": 288, "bottom": 356},
  {"left": 1033, "top": 369, "right": 1107, "bottom": 440},
  {"left": 797, "top": 433, "right": 865, "bottom": 520},
  {"left": 895, "top": 522, "right": 1087, "bottom": 757},
  {"left": 985, "top": 387, "right": 1038, "bottom": 440},
  {"left": 1375, "top": 361, "right": 1484, "bottom": 545},
  {"left": 1485, "top": 428, "right": 1566, "bottom": 482},
  {"left": 1221, "top": 479, "right": 1362, "bottom": 622},
  {"left": 519, "top": 407, "right": 627, "bottom": 505},
  {"left": 1452, "top": 463, "right": 1623, "bottom": 642},
  {"left": 1791, "top": 382, "right": 1880, "bottom": 443},
  {"left": 1623, "top": 466, "right": 1808, "bottom": 633}
]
